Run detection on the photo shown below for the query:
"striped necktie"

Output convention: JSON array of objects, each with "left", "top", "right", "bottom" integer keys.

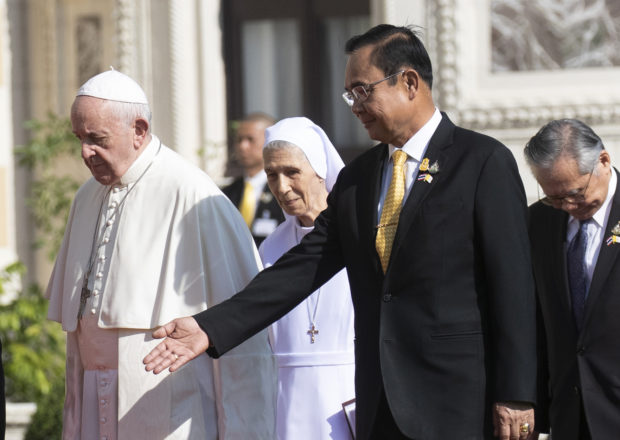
[
  {"left": 376, "top": 149, "right": 408, "bottom": 273},
  {"left": 239, "top": 181, "right": 255, "bottom": 228}
]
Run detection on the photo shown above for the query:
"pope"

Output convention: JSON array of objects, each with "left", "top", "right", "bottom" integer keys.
[{"left": 45, "top": 69, "right": 277, "bottom": 439}]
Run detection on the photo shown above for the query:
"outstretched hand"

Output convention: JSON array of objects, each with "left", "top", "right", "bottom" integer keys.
[{"left": 143, "top": 316, "right": 210, "bottom": 374}]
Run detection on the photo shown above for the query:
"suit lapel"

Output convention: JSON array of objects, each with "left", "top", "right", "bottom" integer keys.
[
  {"left": 548, "top": 208, "right": 572, "bottom": 318},
  {"left": 583, "top": 171, "right": 620, "bottom": 330},
  {"left": 359, "top": 145, "right": 388, "bottom": 273},
  {"left": 386, "top": 115, "right": 454, "bottom": 276}
]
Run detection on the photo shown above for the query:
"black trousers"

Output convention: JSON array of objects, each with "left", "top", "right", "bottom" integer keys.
[{"left": 579, "top": 398, "right": 591, "bottom": 440}]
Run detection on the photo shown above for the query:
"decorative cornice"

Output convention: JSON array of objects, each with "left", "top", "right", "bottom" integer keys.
[{"left": 456, "top": 104, "right": 620, "bottom": 130}]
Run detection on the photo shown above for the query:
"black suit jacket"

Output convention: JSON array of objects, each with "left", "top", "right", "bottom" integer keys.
[
  {"left": 529, "top": 171, "right": 620, "bottom": 440},
  {"left": 196, "top": 114, "right": 537, "bottom": 439},
  {"left": 222, "top": 177, "right": 284, "bottom": 246}
]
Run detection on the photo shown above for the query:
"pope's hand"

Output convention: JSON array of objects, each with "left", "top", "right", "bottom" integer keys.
[{"left": 143, "top": 317, "right": 209, "bottom": 374}]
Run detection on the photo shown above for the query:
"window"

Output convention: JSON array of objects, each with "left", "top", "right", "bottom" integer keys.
[{"left": 223, "top": 0, "right": 371, "bottom": 163}]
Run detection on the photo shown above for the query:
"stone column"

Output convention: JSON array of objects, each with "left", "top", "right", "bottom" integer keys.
[
  {"left": 116, "top": 0, "right": 153, "bottom": 100},
  {"left": 0, "top": 0, "right": 19, "bottom": 275},
  {"left": 168, "top": 0, "right": 202, "bottom": 166},
  {"left": 196, "top": 0, "right": 227, "bottom": 179},
  {"left": 370, "top": 0, "right": 427, "bottom": 28}
]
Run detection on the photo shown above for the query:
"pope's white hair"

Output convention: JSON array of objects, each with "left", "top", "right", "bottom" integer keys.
[{"left": 103, "top": 100, "right": 152, "bottom": 131}]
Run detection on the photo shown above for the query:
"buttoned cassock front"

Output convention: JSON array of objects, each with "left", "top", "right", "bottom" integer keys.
[{"left": 46, "top": 136, "right": 277, "bottom": 439}]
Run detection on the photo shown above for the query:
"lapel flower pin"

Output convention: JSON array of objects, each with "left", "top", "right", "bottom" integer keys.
[
  {"left": 417, "top": 158, "right": 439, "bottom": 184},
  {"left": 606, "top": 220, "right": 620, "bottom": 246}
]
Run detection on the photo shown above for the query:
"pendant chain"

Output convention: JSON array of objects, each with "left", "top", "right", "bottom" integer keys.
[
  {"left": 306, "top": 288, "right": 321, "bottom": 343},
  {"left": 297, "top": 223, "right": 321, "bottom": 343},
  {"left": 78, "top": 141, "right": 159, "bottom": 319}
]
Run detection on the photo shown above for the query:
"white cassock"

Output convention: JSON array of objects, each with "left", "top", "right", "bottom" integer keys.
[
  {"left": 259, "top": 217, "right": 355, "bottom": 440},
  {"left": 46, "top": 135, "right": 277, "bottom": 440}
]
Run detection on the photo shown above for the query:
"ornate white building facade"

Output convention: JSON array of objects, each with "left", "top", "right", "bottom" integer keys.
[{"left": 1, "top": 0, "right": 619, "bottom": 284}]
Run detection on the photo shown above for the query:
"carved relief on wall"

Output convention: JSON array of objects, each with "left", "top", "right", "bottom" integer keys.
[
  {"left": 76, "top": 15, "right": 102, "bottom": 85},
  {"left": 491, "top": 0, "right": 620, "bottom": 72},
  {"left": 431, "top": 0, "right": 620, "bottom": 130}
]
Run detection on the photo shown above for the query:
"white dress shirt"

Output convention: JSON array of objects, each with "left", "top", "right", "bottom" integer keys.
[
  {"left": 245, "top": 169, "right": 268, "bottom": 215},
  {"left": 566, "top": 168, "right": 617, "bottom": 295}
]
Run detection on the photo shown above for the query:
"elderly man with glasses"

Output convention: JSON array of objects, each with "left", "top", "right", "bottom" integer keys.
[
  {"left": 526, "top": 119, "right": 620, "bottom": 440},
  {"left": 144, "top": 24, "right": 538, "bottom": 440}
]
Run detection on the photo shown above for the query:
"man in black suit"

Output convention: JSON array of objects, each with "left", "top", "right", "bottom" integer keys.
[
  {"left": 144, "top": 24, "right": 537, "bottom": 440},
  {"left": 223, "top": 113, "right": 284, "bottom": 246},
  {"left": 526, "top": 119, "right": 620, "bottom": 440}
]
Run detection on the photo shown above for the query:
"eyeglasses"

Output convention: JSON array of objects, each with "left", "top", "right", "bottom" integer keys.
[
  {"left": 342, "top": 70, "right": 404, "bottom": 107},
  {"left": 538, "top": 165, "right": 595, "bottom": 207}
]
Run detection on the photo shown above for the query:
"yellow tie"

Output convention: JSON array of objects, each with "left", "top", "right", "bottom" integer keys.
[
  {"left": 239, "top": 181, "right": 255, "bottom": 228},
  {"left": 376, "top": 149, "right": 408, "bottom": 273}
]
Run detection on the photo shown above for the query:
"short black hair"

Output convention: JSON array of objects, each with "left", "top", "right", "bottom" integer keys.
[
  {"left": 345, "top": 24, "right": 433, "bottom": 89},
  {"left": 242, "top": 112, "right": 276, "bottom": 126}
]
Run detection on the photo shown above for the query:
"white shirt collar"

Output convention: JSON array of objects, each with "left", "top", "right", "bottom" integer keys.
[
  {"left": 388, "top": 108, "right": 442, "bottom": 162},
  {"left": 569, "top": 168, "right": 617, "bottom": 230},
  {"left": 593, "top": 168, "right": 617, "bottom": 228},
  {"left": 245, "top": 169, "right": 267, "bottom": 190},
  {"left": 119, "top": 135, "right": 161, "bottom": 186}
]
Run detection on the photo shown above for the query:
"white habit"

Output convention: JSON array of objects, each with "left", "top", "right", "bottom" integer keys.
[
  {"left": 259, "top": 221, "right": 355, "bottom": 440},
  {"left": 46, "top": 136, "right": 277, "bottom": 439},
  {"left": 259, "top": 117, "right": 355, "bottom": 439}
]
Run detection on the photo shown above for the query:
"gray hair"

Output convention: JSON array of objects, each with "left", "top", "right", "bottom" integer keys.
[
  {"left": 524, "top": 119, "right": 604, "bottom": 174},
  {"left": 103, "top": 100, "right": 152, "bottom": 131},
  {"left": 263, "top": 140, "right": 316, "bottom": 173},
  {"left": 263, "top": 139, "right": 299, "bottom": 152}
]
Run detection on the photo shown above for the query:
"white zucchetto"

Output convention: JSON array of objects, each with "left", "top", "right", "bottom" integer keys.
[{"left": 76, "top": 69, "right": 149, "bottom": 105}]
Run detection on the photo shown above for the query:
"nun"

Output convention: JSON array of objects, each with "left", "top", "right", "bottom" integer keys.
[{"left": 260, "top": 117, "right": 355, "bottom": 439}]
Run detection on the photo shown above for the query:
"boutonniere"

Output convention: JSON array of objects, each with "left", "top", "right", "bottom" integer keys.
[
  {"left": 260, "top": 192, "right": 274, "bottom": 204},
  {"left": 417, "top": 158, "right": 440, "bottom": 184},
  {"left": 428, "top": 160, "right": 440, "bottom": 174},
  {"left": 606, "top": 221, "right": 620, "bottom": 245}
]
